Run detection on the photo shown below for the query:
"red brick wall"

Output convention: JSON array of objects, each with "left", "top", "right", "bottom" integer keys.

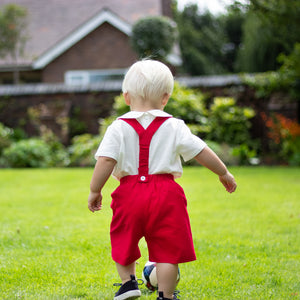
[
  {"left": 0, "top": 91, "right": 118, "bottom": 144},
  {"left": 42, "top": 23, "right": 138, "bottom": 83}
]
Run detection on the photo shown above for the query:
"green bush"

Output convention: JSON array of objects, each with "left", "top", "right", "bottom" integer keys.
[
  {"left": 39, "top": 127, "right": 69, "bottom": 167},
  {"left": 232, "top": 144, "right": 258, "bottom": 165},
  {"left": 2, "top": 138, "right": 52, "bottom": 168},
  {"left": 241, "top": 72, "right": 286, "bottom": 98},
  {"left": 205, "top": 140, "right": 239, "bottom": 166},
  {"left": 131, "top": 16, "right": 177, "bottom": 60},
  {"left": 166, "top": 82, "right": 209, "bottom": 135},
  {"left": 68, "top": 134, "right": 101, "bottom": 167},
  {"left": 206, "top": 97, "right": 255, "bottom": 146},
  {"left": 0, "top": 122, "right": 13, "bottom": 154}
]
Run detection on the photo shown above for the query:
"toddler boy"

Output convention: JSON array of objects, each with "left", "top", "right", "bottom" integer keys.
[{"left": 88, "top": 60, "right": 237, "bottom": 300}]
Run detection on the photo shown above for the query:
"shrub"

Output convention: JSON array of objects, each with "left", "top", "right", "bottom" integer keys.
[
  {"left": 206, "top": 97, "right": 255, "bottom": 146},
  {"left": 262, "top": 112, "right": 300, "bottom": 165},
  {"left": 232, "top": 144, "right": 258, "bottom": 165},
  {"left": 2, "top": 138, "right": 52, "bottom": 168},
  {"left": 241, "top": 72, "right": 285, "bottom": 98},
  {"left": 0, "top": 122, "right": 13, "bottom": 154},
  {"left": 131, "top": 16, "right": 177, "bottom": 60},
  {"left": 166, "top": 82, "right": 209, "bottom": 136},
  {"left": 205, "top": 140, "right": 239, "bottom": 166},
  {"left": 68, "top": 134, "right": 101, "bottom": 167},
  {"left": 39, "top": 126, "right": 69, "bottom": 167}
]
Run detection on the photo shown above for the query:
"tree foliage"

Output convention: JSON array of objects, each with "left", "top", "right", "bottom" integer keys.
[
  {"left": 175, "top": 5, "right": 228, "bottom": 75},
  {"left": 130, "top": 16, "right": 177, "bottom": 61},
  {"left": 174, "top": 0, "right": 299, "bottom": 74},
  {"left": 249, "top": 0, "right": 300, "bottom": 52},
  {"left": 236, "top": 12, "right": 284, "bottom": 72},
  {"left": 0, "top": 4, "right": 28, "bottom": 83}
]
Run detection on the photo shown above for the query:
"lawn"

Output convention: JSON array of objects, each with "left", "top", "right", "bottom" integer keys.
[{"left": 0, "top": 167, "right": 299, "bottom": 299}]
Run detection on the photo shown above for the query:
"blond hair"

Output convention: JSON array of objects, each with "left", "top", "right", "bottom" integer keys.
[{"left": 122, "top": 60, "right": 174, "bottom": 103}]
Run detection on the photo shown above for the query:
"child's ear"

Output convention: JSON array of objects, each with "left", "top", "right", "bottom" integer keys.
[
  {"left": 123, "top": 92, "right": 131, "bottom": 106},
  {"left": 161, "top": 93, "right": 170, "bottom": 107}
]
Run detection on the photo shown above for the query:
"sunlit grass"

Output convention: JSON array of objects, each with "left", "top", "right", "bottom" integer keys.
[{"left": 0, "top": 167, "right": 299, "bottom": 299}]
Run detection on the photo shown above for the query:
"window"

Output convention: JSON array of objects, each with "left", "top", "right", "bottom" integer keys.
[{"left": 65, "top": 69, "right": 127, "bottom": 85}]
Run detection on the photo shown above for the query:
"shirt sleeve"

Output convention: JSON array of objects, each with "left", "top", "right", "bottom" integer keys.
[
  {"left": 176, "top": 120, "right": 207, "bottom": 162},
  {"left": 94, "top": 121, "right": 121, "bottom": 161}
]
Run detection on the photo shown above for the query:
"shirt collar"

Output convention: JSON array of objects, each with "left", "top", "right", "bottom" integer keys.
[{"left": 118, "top": 109, "right": 172, "bottom": 119}]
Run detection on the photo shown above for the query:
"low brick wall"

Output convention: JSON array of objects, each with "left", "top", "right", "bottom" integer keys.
[
  {"left": 0, "top": 76, "right": 298, "bottom": 146},
  {"left": 0, "top": 82, "right": 120, "bottom": 144}
]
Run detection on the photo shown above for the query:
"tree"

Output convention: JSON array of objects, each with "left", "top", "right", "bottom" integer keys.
[
  {"left": 236, "top": 12, "right": 284, "bottom": 72},
  {"left": 174, "top": 3, "right": 245, "bottom": 75},
  {"left": 130, "top": 16, "right": 177, "bottom": 61},
  {"left": 220, "top": 4, "right": 246, "bottom": 72},
  {"left": 0, "top": 4, "right": 28, "bottom": 84},
  {"left": 249, "top": 0, "right": 300, "bottom": 52},
  {"left": 236, "top": 0, "right": 300, "bottom": 72}
]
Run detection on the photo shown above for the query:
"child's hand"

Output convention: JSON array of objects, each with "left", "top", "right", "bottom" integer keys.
[
  {"left": 88, "top": 191, "right": 103, "bottom": 212},
  {"left": 219, "top": 171, "right": 237, "bottom": 193}
]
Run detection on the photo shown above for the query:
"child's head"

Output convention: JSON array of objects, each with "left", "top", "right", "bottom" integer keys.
[{"left": 122, "top": 60, "right": 174, "bottom": 108}]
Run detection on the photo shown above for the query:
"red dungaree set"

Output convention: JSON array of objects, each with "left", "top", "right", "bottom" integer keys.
[{"left": 110, "top": 117, "right": 196, "bottom": 266}]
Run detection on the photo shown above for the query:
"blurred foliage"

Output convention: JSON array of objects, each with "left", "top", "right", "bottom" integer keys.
[
  {"left": 2, "top": 138, "right": 52, "bottom": 168},
  {"left": 130, "top": 16, "right": 177, "bottom": 61},
  {"left": 68, "top": 134, "right": 100, "bottom": 167},
  {"left": 241, "top": 43, "right": 300, "bottom": 99},
  {"left": 0, "top": 122, "right": 13, "bottom": 155},
  {"left": 206, "top": 97, "right": 256, "bottom": 147},
  {"left": 205, "top": 140, "right": 239, "bottom": 166},
  {"left": 174, "top": 5, "right": 229, "bottom": 75},
  {"left": 241, "top": 72, "right": 285, "bottom": 98},
  {"left": 174, "top": 0, "right": 299, "bottom": 74},
  {"left": 0, "top": 4, "right": 28, "bottom": 83},
  {"left": 249, "top": 0, "right": 300, "bottom": 52},
  {"left": 39, "top": 126, "right": 70, "bottom": 167},
  {"left": 261, "top": 112, "right": 300, "bottom": 165},
  {"left": 166, "top": 82, "right": 209, "bottom": 135},
  {"left": 236, "top": 12, "right": 283, "bottom": 72},
  {"left": 220, "top": 4, "right": 246, "bottom": 72},
  {"left": 0, "top": 4, "right": 27, "bottom": 56},
  {"left": 278, "top": 43, "right": 300, "bottom": 99}
]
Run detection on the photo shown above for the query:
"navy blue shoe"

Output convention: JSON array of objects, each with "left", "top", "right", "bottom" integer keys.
[
  {"left": 157, "top": 290, "right": 180, "bottom": 300},
  {"left": 114, "top": 275, "right": 141, "bottom": 300}
]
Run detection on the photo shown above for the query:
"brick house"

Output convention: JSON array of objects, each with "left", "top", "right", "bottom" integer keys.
[{"left": 0, "top": 0, "right": 177, "bottom": 84}]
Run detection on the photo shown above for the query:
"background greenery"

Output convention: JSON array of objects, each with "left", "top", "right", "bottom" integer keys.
[
  {"left": 174, "top": 0, "right": 300, "bottom": 75},
  {"left": 0, "top": 167, "right": 299, "bottom": 299},
  {"left": 1, "top": 80, "right": 299, "bottom": 167},
  {"left": 0, "top": 1, "right": 299, "bottom": 168}
]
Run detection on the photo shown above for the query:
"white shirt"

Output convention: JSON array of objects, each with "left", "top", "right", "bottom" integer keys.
[{"left": 95, "top": 110, "right": 206, "bottom": 180}]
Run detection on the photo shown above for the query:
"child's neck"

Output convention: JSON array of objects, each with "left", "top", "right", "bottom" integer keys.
[{"left": 130, "top": 106, "right": 163, "bottom": 112}]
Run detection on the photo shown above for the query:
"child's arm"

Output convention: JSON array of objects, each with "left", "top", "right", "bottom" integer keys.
[
  {"left": 88, "top": 156, "right": 117, "bottom": 212},
  {"left": 194, "top": 146, "right": 237, "bottom": 193}
]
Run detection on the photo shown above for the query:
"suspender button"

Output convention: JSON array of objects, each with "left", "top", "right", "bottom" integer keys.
[{"left": 140, "top": 176, "right": 146, "bottom": 181}]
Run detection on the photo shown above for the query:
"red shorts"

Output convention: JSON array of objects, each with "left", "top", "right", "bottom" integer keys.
[{"left": 110, "top": 174, "right": 196, "bottom": 266}]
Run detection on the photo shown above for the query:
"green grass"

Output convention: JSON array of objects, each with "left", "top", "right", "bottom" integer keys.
[{"left": 0, "top": 167, "right": 299, "bottom": 299}]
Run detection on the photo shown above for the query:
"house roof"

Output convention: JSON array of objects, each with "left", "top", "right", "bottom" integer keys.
[{"left": 0, "top": 0, "right": 163, "bottom": 68}]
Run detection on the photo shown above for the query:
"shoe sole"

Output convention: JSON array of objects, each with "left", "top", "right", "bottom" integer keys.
[{"left": 114, "top": 290, "right": 141, "bottom": 300}]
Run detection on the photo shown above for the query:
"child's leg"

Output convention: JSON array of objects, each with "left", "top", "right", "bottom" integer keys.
[
  {"left": 115, "top": 261, "right": 136, "bottom": 284},
  {"left": 156, "top": 263, "right": 178, "bottom": 299}
]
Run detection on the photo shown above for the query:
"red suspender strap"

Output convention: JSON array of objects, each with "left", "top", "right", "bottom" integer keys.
[{"left": 120, "top": 116, "right": 171, "bottom": 182}]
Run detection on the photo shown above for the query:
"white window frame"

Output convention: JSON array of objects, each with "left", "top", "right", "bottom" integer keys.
[{"left": 65, "top": 69, "right": 127, "bottom": 85}]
